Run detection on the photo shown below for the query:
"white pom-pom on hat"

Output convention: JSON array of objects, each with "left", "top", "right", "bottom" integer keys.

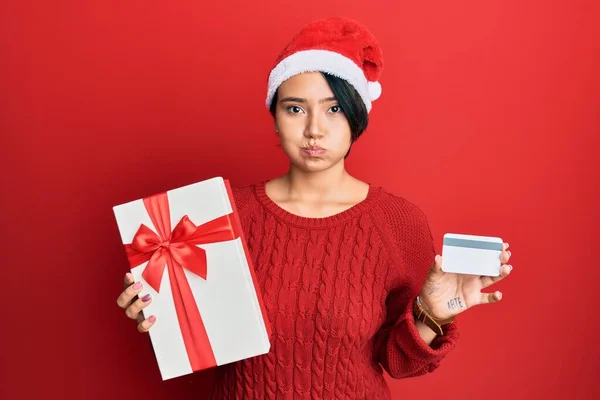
[{"left": 368, "top": 81, "right": 382, "bottom": 101}]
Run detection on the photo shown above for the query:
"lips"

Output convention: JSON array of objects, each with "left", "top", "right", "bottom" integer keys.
[{"left": 302, "top": 146, "right": 326, "bottom": 157}]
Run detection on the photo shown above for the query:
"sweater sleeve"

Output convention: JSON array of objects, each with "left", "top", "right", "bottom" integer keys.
[{"left": 373, "top": 194, "right": 459, "bottom": 379}]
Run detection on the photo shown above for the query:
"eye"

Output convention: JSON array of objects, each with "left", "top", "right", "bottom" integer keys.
[
  {"left": 286, "top": 105, "right": 304, "bottom": 114},
  {"left": 329, "top": 105, "right": 342, "bottom": 113}
]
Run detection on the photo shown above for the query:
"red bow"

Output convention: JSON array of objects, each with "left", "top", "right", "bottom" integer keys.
[
  {"left": 126, "top": 210, "right": 237, "bottom": 292},
  {"left": 124, "top": 192, "right": 239, "bottom": 371}
]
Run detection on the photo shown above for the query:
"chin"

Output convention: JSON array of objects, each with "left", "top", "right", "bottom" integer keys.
[
  {"left": 291, "top": 155, "right": 343, "bottom": 173},
  {"left": 296, "top": 163, "right": 331, "bottom": 173}
]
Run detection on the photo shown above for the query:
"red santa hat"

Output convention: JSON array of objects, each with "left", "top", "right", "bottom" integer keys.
[{"left": 265, "top": 17, "right": 384, "bottom": 113}]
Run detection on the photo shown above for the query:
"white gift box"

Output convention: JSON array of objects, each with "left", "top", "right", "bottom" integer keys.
[{"left": 113, "top": 177, "right": 271, "bottom": 380}]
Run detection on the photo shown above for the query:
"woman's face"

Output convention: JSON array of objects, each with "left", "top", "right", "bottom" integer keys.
[{"left": 273, "top": 72, "right": 352, "bottom": 172}]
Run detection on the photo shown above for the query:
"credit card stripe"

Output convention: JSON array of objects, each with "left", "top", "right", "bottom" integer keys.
[{"left": 443, "top": 238, "right": 503, "bottom": 251}]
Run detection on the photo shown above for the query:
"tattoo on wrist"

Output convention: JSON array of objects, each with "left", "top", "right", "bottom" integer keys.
[
  {"left": 447, "top": 297, "right": 464, "bottom": 311},
  {"left": 426, "top": 281, "right": 440, "bottom": 296}
]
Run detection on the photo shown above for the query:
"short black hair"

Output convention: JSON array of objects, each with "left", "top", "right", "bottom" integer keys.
[{"left": 269, "top": 72, "right": 369, "bottom": 158}]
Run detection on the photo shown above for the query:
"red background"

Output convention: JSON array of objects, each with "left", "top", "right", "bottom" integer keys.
[{"left": 2, "top": 1, "right": 598, "bottom": 399}]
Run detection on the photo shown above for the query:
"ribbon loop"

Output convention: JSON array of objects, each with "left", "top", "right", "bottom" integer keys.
[{"left": 130, "top": 224, "right": 162, "bottom": 253}]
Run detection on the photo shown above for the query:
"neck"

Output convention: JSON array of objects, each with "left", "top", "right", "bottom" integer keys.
[{"left": 282, "top": 160, "right": 352, "bottom": 201}]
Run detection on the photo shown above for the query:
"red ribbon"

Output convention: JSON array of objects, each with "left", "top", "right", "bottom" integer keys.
[{"left": 124, "top": 192, "right": 239, "bottom": 371}]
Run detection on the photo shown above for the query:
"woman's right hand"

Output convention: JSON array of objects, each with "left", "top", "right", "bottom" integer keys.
[{"left": 116, "top": 273, "right": 157, "bottom": 333}]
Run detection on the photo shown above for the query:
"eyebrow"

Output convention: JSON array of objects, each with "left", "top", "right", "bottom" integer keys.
[{"left": 279, "top": 96, "right": 337, "bottom": 104}]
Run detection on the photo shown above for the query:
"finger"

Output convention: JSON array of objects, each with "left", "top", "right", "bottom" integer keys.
[
  {"left": 123, "top": 272, "right": 134, "bottom": 289},
  {"left": 500, "top": 243, "right": 511, "bottom": 264},
  {"left": 116, "top": 280, "right": 144, "bottom": 309},
  {"left": 125, "top": 293, "right": 153, "bottom": 320},
  {"left": 480, "top": 290, "right": 503, "bottom": 305},
  {"left": 137, "top": 315, "right": 157, "bottom": 333},
  {"left": 432, "top": 255, "right": 443, "bottom": 273},
  {"left": 480, "top": 264, "right": 512, "bottom": 288}
]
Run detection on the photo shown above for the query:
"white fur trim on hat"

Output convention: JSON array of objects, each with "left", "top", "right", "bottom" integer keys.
[{"left": 266, "top": 49, "right": 377, "bottom": 113}]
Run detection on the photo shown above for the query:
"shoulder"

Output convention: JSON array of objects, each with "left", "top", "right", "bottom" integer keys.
[
  {"left": 230, "top": 182, "right": 261, "bottom": 217},
  {"left": 371, "top": 187, "right": 436, "bottom": 280},
  {"left": 372, "top": 188, "right": 432, "bottom": 237}
]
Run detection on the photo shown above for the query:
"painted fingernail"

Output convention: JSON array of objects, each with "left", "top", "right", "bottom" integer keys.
[
  {"left": 148, "top": 315, "right": 156, "bottom": 323},
  {"left": 126, "top": 273, "right": 133, "bottom": 282},
  {"left": 142, "top": 294, "right": 151, "bottom": 302},
  {"left": 509, "top": 265, "right": 513, "bottom": 270},
  {"left": 132, "top": 282, "right": 142, "bottom": 290}
]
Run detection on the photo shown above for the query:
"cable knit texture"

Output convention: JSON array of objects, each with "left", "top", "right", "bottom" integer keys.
[{"left": 209, "top": 181, "right": 459, "bottom": 399}]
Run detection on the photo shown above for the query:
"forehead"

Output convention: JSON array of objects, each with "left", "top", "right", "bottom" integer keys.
[{"left": 277, "top": 72, "right": 334, "bottom": 98}]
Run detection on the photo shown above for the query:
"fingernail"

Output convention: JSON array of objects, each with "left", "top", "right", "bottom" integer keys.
[
  {"left": 148, "top": 315, "right": 156, "bottom": 323},
  {"left": 126, "top": 273, "right": 133, "bottom": 282},
  {"left": 508, "top": 251, "right": 512, "bottom": 257},
  {"left": 132, "top": 282, "right": 142, "bottom": 290},
  {"left": 509, "top": 265, "right": 513, "bottom": 271},
  {"left": 142, "top": 294, "right": 151, "bottom": 302}
]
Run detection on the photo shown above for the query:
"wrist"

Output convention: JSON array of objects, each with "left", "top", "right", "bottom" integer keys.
[
  {"left": 417, "top": 292, "right": 433, "bottom": 313},
  {"left": 415, "top": 318, "right": 437, "bottom": 335},
  {"left": 413, "top": 295, "right": 455, "bottom": 336}
]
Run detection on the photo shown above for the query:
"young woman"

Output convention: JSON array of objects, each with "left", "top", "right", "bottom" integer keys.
[{"left": 116, "top": 17, "right": 513, "bottom": 399}]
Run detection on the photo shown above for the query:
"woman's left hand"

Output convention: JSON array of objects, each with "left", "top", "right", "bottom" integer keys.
[{"left": 418, "top": 243, "right": 513, "bottom": 320}]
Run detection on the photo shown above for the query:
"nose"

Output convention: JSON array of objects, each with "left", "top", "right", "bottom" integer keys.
[{"left": 304, "top": 112, "right": 324, "bottom": 140}]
